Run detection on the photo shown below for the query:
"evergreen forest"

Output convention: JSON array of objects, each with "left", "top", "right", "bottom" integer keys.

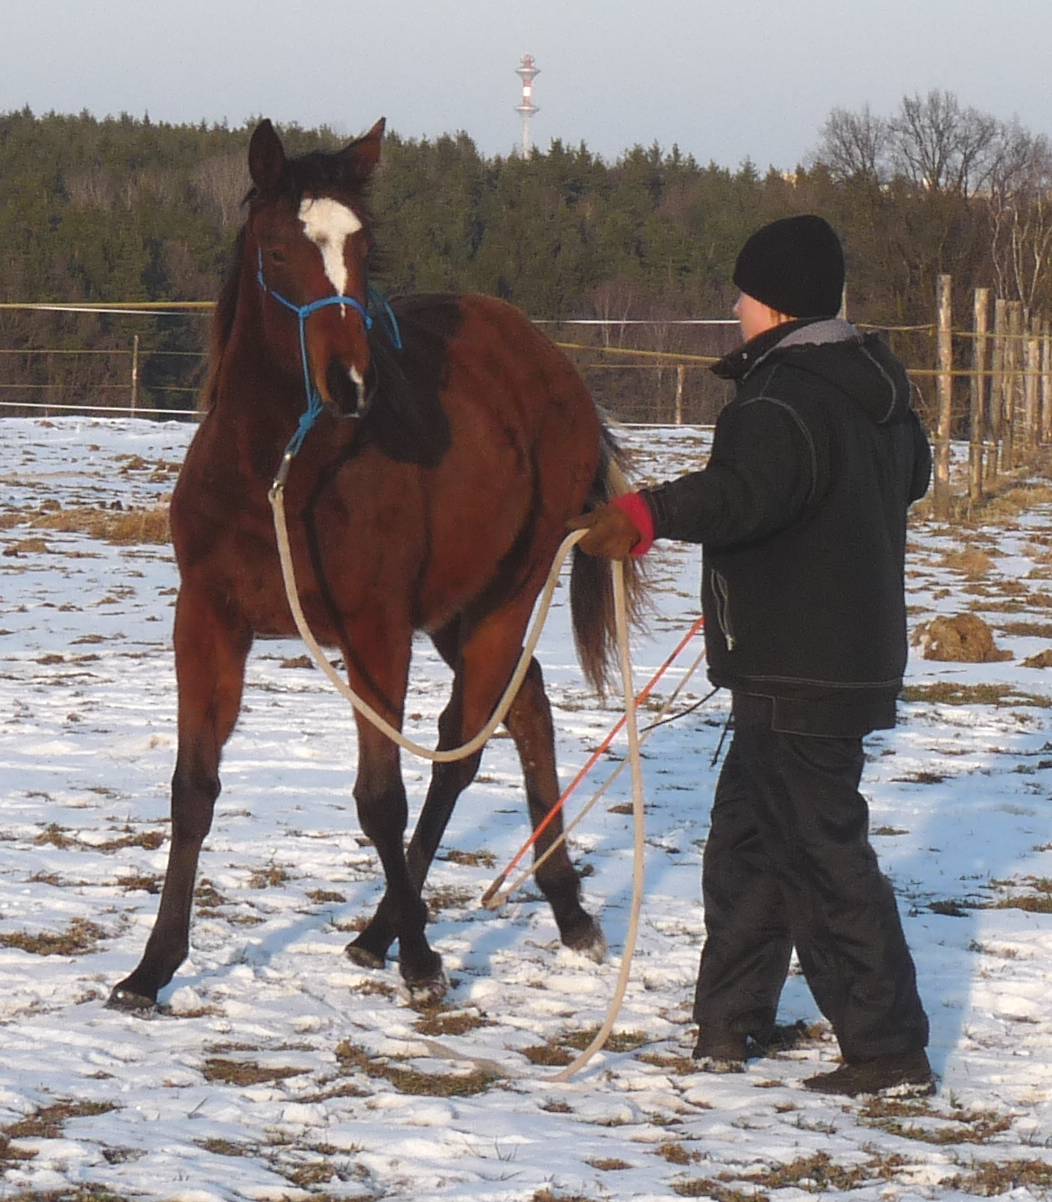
[{"left": 1, "top": 92, "right": 1049, "bottom": 421}]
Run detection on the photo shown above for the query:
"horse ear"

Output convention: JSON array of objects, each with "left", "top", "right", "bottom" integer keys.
[
  {"left": 339, "top": 117, "right": 386, "bottom": 177},
  {"left": 248, "top": 119, "right": 287, "bottom": 193}
]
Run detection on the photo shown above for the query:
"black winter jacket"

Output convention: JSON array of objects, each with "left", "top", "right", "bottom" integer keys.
[{"left": 642, "top": 318, "right": 932, "bottom": 736}]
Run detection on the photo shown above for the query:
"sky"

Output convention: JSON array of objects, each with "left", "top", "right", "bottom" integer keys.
[{"left": 2, "top": 0, "right": 1051, "bottom": 168}]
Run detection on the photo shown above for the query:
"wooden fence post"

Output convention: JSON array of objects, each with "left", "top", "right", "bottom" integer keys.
[
  {"left": 130, "top": 334, "right": 140, "bottom": 417},
  {"left": 1025, "top": 317, "right": 1041, "bottom": 464},
  {"left": 989, "top": 298, "right": 1006, "bottom": 481},
  {"left": 933, "top": 273, "right": 953, "bottom": 520},
  {"left": 1014, "top": 302, "right": 1027, "bottom": 466},
  {"left": 969, "top": 287, "right": 988, "bottom": 504},
  {"left": 1041, "top": 318, "right": 1052, "bottom": 445},
  {"left": 1002, "top": 302, "right": 1014, "bottom": 470},
  {"left": 674, "top": 364, "right": 685, "bottom": 425}
]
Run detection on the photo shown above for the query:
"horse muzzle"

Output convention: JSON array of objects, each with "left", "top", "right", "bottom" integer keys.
[
  {"left": 307, "top": 312, "right": 373, "bottom": 417},
  {"left": 321, "top": 358, "right": 370, "bottom": 417}
]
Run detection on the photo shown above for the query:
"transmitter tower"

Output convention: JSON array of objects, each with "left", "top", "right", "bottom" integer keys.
[{"left": 515, "top": 53, "right": 540, "bottom": 155}]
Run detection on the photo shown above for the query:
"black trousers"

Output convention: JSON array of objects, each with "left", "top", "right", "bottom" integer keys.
[{"left": 693, "top": 720, "right": 929, "bottom": 1063}]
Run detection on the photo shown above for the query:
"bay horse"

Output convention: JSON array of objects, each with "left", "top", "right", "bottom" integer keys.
[{"left": 108, "top": 118, "right": 644, "bottom": 1010}]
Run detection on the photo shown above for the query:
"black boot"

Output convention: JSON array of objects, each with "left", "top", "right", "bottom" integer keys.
[
  {"left": 803, "top": 1050, "right": 935, "bottom": 1098},
  {"left": 691, "top": 1031, "right": 749, "bottom": 1073}
]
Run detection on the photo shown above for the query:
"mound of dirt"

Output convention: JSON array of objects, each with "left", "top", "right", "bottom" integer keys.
[
  {"left": 912, "top": 614, "right": 1012, "bottom": 663},
  {"left": 1023, "top": 649, "right": 1052, "bottom": 669}
]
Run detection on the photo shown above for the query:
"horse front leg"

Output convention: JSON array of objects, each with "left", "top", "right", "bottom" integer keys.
[
  {"left": 346, "top": 621, "right": 469, "bottom": 968},
  {"left": 108, "top": 586, "right": 250, "bottom": 1011}
]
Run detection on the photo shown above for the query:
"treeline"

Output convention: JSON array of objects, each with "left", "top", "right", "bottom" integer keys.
[{"left": 1, "top": 93, "right": 1049, "bottom": 418}]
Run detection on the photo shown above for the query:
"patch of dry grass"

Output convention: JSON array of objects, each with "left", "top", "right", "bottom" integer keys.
[
  {"left": 521, "top": 1041, "right": 574, "bottom": 1067},
  {"left": 564, "top": 1026, "right": 650, "bottom": 1052},
  {"left": 673, "top": 1149, "right": 908, "bottom": 1199},
  {"left": 0, "top": 918, "right": 107, "bottom": 956},
  {"left": 861, "top": 1096, "right": 1014, "bottom": 1144},
  {"left": 980, "top": 484, "right": 1052, "bottom": 519},
  {"left": 425, "top": 884, "right": 476, "bottom": 913},
  {"left": 2, "top": 503, "right": 171, "bottom": 545},
  {"left": 33, "top": 823, "right": 79, "bottom": 849},
  {"left": 196, "top": 1138, "right": 255, "bottom": 1158},
  {"left": 671, "top": 1181, "right": 760, "bottom": 1201},
  {"left": 902, "top": 683, "right": 1052, "bottom": 708},
  {"left": 413, "top": 1008, "right": 492, "bottom": 1037},
  {"left": 532, "top": 1191, "right": 598, "bottom": 1202},
  {"left": 999, "top": 620, "right": 1052, "bottom": 638},
  {"left": 441, "top": 848, "right": 498, "bottom": 869},
  {"left": 656, "top": 1142, "right": 697, "bottom": 1166},
  {"left": 637, "top": 1052, "right": 701, "bottom": 1076},
  {"left": 3, "top": 1100, "right": 116, "bottom": 1141},
  {"left": 983, "top": 876, "right": 1052, "bottom": 913},
  {"left": 279, "top": 655, "right": 314, "bottom": 669},
  {"left": 523, "top": 1025, "right": 650, "bottom": 1067},
  {"left": 32, "top": 823, "right": 165, "bottom": 853},
  {"left": 201, "top": 1058, "right": 310, "bottom": 1086},
  {"left": 117, "top": 872, "right": 162, "bottom": 894},
  {"left": 947, "top": 1159, "right": 1052, "bottom": 1196},
  {"left": 335, "top": 1040, "right": 499, "bottom": 1097},
  {"left": 249, "top": 863, "right": 290, "bottom": 889},
  {"left": 194, "top": 878, "right": 229, "bottom": 913},
  {"left": 940, "top": 548, "right": 995, "bottom": 577},
  {"left": 2, "top": 536, "right": 50, "bottom": 555},
  {"left": 307, "top": 888, "right": 346, "bottom": 904}
]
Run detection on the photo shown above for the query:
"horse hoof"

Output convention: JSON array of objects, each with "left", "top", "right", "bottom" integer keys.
[
  {"left": 345, "top": 941, "right": 386, "bottom": 970},
  {"left": 405, "top": 971, "right": 449, "bottom": 1009},
  {"left": 106, "top": 986, "right": 159, "bottom": 1015},
  {"left": 564, "top": 921, "right": 607, "bottom": 965}
]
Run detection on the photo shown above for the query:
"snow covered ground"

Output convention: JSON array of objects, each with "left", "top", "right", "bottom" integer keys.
[{"left": 1, "top": 415, "right": 1051, "bottom": 1202}]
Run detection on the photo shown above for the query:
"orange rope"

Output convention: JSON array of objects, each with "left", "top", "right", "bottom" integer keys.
[{"left": 481, "top": 614, "right": 705, "bottom": 907}]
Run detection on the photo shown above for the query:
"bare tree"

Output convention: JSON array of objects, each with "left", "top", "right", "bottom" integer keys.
[
  {"left": 190, "top": 151, "right": 250, "bottom": 229},
  {"left": 590, "top": 278, "right": 637, "bottom": 349},
  {"left": 985, "top": 122, "right": 1052, "bottom": 312},
  {"left": 817, "top": 105, "right": 889, "bottom": 184},
  {"left": 889, "top": 90, "right": 1000, "bottom": 197}
]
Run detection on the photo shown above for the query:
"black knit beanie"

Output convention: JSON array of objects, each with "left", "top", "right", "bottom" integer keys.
[{"left": 733, "top": 214, "right": 844, "bottom": 318}]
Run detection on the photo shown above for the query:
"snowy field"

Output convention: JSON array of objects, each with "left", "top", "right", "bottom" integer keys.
[{"left": 1, "top": 415, "right": 1051, "bottom": 1202}]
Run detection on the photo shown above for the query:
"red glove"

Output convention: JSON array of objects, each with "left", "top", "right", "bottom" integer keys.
[{"left": 566, "top": 492, "right": 655, "bottom": 559}]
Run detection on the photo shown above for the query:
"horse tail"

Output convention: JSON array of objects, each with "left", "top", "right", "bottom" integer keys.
[{"left": 570, "top": 424, "right": 649, "bottom": 696}]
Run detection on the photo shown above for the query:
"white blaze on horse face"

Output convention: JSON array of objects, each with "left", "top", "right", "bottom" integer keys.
[{"left": 298, "top": 197, "right": 363, "bottom": 311}]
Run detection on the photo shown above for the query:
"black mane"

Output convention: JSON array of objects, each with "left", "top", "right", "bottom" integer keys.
[
  {"left": 359, "top": 295, "right": 457, "bottom": 468},
  {"left": 200, "top": 225, "right": 246, "bottom": 413},
  {"left": 249, "top": 143, "right": 376, "bottom": 218}
]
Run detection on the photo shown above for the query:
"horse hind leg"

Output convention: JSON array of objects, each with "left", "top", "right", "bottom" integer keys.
[{"left": 504, "top": 657, "right": 605, "bottom": 962}]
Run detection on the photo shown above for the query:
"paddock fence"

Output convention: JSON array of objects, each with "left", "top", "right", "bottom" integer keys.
[{"left": 2, "top": 274, "right": 1050, "bottom": 520}]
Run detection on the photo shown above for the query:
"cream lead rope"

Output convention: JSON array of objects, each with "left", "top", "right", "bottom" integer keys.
[{"left": 269, "top": 467, "right": 647, "bottom": 1081}]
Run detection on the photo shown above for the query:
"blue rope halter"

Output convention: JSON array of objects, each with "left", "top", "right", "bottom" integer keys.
[{"left": 256, "top": 248, "right": 403, "bottom": 466}]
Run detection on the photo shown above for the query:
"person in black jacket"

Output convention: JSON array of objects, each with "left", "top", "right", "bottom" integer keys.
[{"left": 570, "top": 215, "right": 934, "bottom": 1098}]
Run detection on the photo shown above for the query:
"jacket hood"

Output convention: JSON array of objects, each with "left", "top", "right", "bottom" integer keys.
[{"left": 713, "top": 318, "right": 914, "bottom": 426}]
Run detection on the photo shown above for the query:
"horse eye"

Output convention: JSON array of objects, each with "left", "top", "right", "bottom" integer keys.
[{"left": 269, "top": 248, "right": 287, "bottom": 265}]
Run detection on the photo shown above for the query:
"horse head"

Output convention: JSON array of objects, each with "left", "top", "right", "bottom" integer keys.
[{"left": 246, "top": 117, "right": 385, "bottom": 418}]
